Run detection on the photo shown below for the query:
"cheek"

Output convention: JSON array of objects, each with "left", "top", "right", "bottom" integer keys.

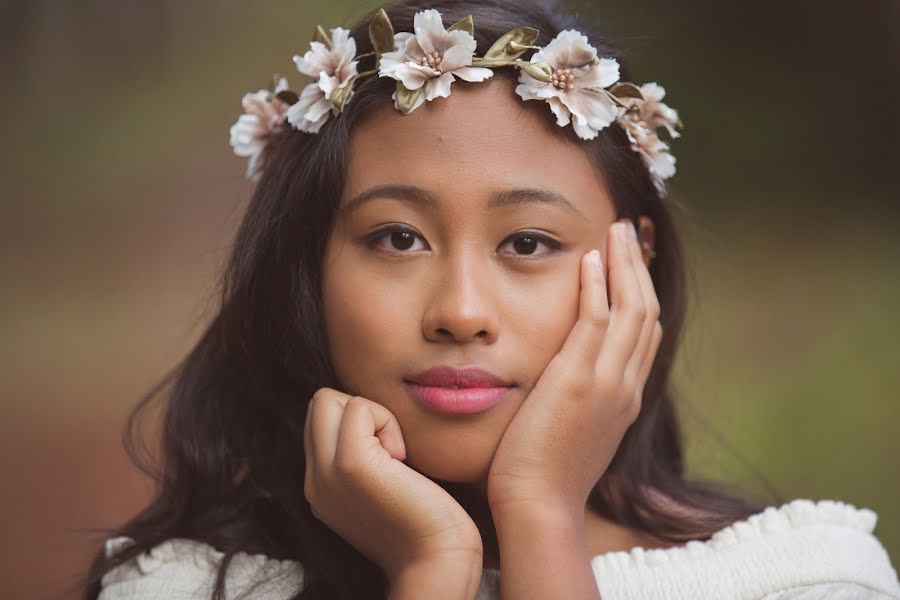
[
  {"left": 322, "top": 264, "right": 419, "bottom": 388},
  {"left": 505, "top": 269, "right": 581, "bottom": 388}
]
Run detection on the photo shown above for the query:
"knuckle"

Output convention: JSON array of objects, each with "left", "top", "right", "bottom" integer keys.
[
  {"left": 332, "top": 449, "right": 358, "bottom": 477},
  {"left": 647, "top": 301, "right": 661, "bottom": 322},
  {"left": 559, "top": 364, "right": 592, "bottom": 396},
  {"left": 587, "top": 309, "right": 610, "bottom": 329},
  {"left": 631, "top": 303, "right": 648, "bottom": 322},
  {"left": 624, "top": 397, "right": 642, "bottom": 422}
]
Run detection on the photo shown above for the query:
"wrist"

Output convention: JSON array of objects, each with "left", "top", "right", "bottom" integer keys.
[{"left": 388, "top": 552, "right": 484, "bottom": 600}]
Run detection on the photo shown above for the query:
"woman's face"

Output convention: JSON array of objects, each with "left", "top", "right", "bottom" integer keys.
[{"left": 322, "top": 76, "right": 617, "bottom": 484}]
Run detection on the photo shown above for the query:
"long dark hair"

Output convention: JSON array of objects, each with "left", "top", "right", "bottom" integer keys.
[{"left": 81, "top": 0, "right": 780, "bottom": 598}]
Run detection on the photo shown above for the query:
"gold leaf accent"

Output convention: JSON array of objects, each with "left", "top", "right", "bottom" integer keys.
[
  {"left": 369, "top": 8, "right": 395, "bottom": 59},
  {"left": 482, "top": 27, "right": 540, "bottom": 64},
  {"left": 313, "top": 25, "right": 331, "bottom": 49},
  {"left": 330, "top": 76, "right": 359, "bottom": 112},
  {"left": 448, "top": 15, "right": 474, "bottom": 36},
  {"left": 518, "top": 61, "right": 553, "bottom": 82},
  {"left": 395, "top": 80, "right": 423, "bottom": 115},
  {"left": 608, "top": 82, "right": 644, "bottom": 100}
]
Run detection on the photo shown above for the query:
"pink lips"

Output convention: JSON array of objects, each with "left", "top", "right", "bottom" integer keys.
[{"left": 405, "top": 365, "right": 514, "bottom": 415}]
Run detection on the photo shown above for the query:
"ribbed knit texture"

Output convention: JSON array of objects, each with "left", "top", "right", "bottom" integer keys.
[{"left": 98, "top": 498, "right": 900, "bottom": 599}]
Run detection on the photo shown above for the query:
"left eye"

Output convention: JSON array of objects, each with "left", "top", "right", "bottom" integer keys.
[
  {"left": 498, "top": 231, "right": 562, "bottom": 258},
  {"left": 366, "top": 226, "right": 561, "bottom": 259}
]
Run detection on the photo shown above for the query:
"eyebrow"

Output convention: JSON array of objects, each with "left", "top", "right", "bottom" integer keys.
[{"left": 341, "top": 184, "right": 587, "bottom": 221}]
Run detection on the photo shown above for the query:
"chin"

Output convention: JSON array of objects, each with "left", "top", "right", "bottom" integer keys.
[{"left": 404, "top": 445, "right": 492, "bottom": 484}]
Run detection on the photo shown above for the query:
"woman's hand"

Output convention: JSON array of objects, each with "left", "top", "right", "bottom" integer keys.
[
  {"left": 303, "top": 388, "right": 483, "bottom": 583},
  {"left": 486, "top": 219, "right": 663, "bottom": 516}
]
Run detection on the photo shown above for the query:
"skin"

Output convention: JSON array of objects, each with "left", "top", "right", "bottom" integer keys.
[{"left": 318, "top": 75, "right": 671, "bottom": 577}]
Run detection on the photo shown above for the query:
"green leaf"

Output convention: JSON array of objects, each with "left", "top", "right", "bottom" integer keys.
[
  {"left": 369, "top": 8, "right": 395, "bottom": 58},
  {"left": 448, "top": 15, "right": 474, "bottom": 36},
  {"left": 330, "top": 76, "right": 359, "bottom": 112},
  {"left": 608, "top": 82, "right": 644, "bottom": 100},
  {"left": 482, "top": 27, "right": 540, "bottom": 64},
  {"left": 313, "top": 25, "right": 331, "bottom": 49},
  {"left": 518, "top": 61, "right": 553, "bottom": 82},
  {"left": 395, "top": 80, "right": 423, "bottom": 115}
]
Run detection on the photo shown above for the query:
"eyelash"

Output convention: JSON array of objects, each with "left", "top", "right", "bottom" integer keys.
[{"left": 364, "top": 225, "right": 562, "bottom": 261}]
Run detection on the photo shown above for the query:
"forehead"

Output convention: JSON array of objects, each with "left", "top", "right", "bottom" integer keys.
[{"left": 342, "top": 76, "right": 614, "bottom": 222}]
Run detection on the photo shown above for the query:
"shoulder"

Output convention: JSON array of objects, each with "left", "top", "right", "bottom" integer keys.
[
  {"left": 590, "top": 498, "right": 900, "bottom": 600},
  {"left": 98, "top": 536, "right": 304, "bottom": 600}
]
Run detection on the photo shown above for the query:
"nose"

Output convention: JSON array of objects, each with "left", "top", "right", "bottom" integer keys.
[{"left": 421, "top": 251, "right": 500, "bottom": 344}]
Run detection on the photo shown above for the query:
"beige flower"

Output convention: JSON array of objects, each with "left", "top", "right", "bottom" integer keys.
[
  {"left": 287, "top": 27, "right": 359, "bottom": 133},
  {"left": 378, "top": 8, "right": 494, "bottom": 113},
  {"left": 623, "top": 121, "right": 676, "bottom": 195},
  {"left": 229, "top": 77, "right": 290, "bottom": 180},
  {"left": 515, "top": 29, "right": 621, "bottom": 140},
  {"left": 617, "top": 82, "right": 681, "bottom": 139},
  {"left": 615, "top": 82, "right": 682, "bottom": 194}
]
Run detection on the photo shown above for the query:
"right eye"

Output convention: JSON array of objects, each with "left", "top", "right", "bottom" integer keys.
[{"left": 365, "top": 225, "right": 428, "bottom": 255}]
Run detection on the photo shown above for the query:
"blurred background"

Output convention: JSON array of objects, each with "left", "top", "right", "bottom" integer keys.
[{"left": 1, "top": 0, "right": 898, "bottom": 597}]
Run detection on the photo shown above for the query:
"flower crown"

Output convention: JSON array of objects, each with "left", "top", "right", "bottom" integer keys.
[{"left": 229, "top": 7, "right": 684, "bottom": 196}]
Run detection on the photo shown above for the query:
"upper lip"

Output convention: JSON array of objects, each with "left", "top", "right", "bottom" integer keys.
[{"left": 406, "top": 365, "right": 513, "bottom": 388}]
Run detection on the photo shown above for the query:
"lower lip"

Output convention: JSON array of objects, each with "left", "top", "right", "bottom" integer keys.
[{"left": 404, "top": 382, "right": 513, "bottom": 415}]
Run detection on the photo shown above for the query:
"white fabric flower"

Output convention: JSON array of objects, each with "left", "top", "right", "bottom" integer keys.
[
  {"left": 378, "top": 8, "right": 494, "bottom": 113},
  {"left": 614, "top": 82, "right": 681, "bottom": 194},
  {"left": 515, "top": 30, "right": 621, "bottom": 140},
  {"left": 229, "top": 77, "right": 290, "bottom": 180},
  {"left": 624, "top": 121, "right": 676, "bottom": 194},
  {"left": 617, "top": 82, "right": 681, "bottom": 139},
  {"left": 286, "top": 27, "right": 359, "bottom": 133}
]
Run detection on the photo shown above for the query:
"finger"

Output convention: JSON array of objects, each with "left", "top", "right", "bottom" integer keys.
[
  {"left": 597, "top": 221, "right": 646, "bottom": 380},
  {"left": 623, "top": 221, "right": 661, "bottom": 385},
  {"left": 310, "top": 388, "right": 352, "bottom": 466},
  {"left": 303, "top": 397, "right": 315, "bottom": 465},
  {"left": 635, "top": 322, "right": 663, "bottom": 401},
  {"left": 554, "top": 248, "right": 610, "bottom": 372},
  {"left": 335, "top": 396, "right": 407, "bottom": 467}
]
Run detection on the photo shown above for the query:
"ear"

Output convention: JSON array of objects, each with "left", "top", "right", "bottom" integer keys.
[{"left": 637, "top": 216, "right": 656, "bottom": 267}]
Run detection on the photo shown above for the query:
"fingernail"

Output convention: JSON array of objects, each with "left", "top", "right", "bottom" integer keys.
[
  {"left": 628, "top": 222, "right": 638, "bottom": 242},
  {"left": 589, "top": 249, "right": 601, "bottom": 269},
  {"left": 616, "top": 222, "right": 628, "bottom": 247}
]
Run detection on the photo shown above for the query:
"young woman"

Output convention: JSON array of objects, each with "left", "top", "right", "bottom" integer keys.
[{"left": 82, "top": 0, "right": 900, "bottom": 598}]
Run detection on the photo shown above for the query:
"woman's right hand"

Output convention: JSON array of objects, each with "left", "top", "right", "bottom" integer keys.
[{"left": 303, "top": 387, "right": 484, "bottom": 582}]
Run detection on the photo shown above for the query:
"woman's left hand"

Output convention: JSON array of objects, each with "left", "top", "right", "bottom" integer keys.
[{"left": 486, "top": 219, "right": 663, "bottom": 516}]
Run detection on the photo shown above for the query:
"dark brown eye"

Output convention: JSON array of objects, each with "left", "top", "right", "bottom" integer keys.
[
  {"left": 499, "top": 232, "right": 561, "bottom": 259},
  {"left": 388, "top": 230, "right": 416, "bottom": 251},
  {"left": 366, "top": 226, "right": 427, "bottom": 254}
]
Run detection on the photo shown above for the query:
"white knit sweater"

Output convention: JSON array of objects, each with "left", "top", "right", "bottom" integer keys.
[{"left": 98, "top": 498, "right": 900, "bottom": 599}]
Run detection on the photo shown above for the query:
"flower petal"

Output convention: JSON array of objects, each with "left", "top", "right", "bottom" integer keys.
[
  {"left": 246, "top": 151, "right": 263, "bottom": 181},
  {"left": 440, "top": 41, "right": 475, "bottom": 72},
  {"left": 546, "top": 96, "right": 571, "bottom": 127},
  {"left": 572, "top": 57, "right": 620, "bottom": 90},
  {"left": 425, "top": 71, "right": 455, "bottom": 101},
  {"left": 452, "top": 66, "right": 494, "bottom": 82},
  {"left": 392, "top": 62, "right": 435, "bottom": 90},
  {"left": 413, "top": 9, "right": 446, "bottom": 55},
  {"left": 515, "top": 80, "right": 560, "bottom": 102},
  {"left": 330, "top": 27, "right": 357, "bottom": 65},
  {"left": 559, "top": 88, "right": 618, "bottom": 131},
  {"left": 444, "top": 29, "right": 477, "bottom": 56},
  {"left": 293, "top": 42, "right": 329, "bottom": 77},
  {"left": 535, "top": 29, "right": 597, "bottom": 69},
  {"left": 640, "top": 82, "right": 665, "bottom": 102},
  {"left": 571, "top": 115, "right": 598, "bottom": 140},
  {"left": 378, "top": 48, "right": 408, "bottom": 77}
]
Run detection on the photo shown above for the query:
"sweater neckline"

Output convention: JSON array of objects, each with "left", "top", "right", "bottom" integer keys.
[{"left": 481, "top": 498, "right": 877, "bottom": 573}]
